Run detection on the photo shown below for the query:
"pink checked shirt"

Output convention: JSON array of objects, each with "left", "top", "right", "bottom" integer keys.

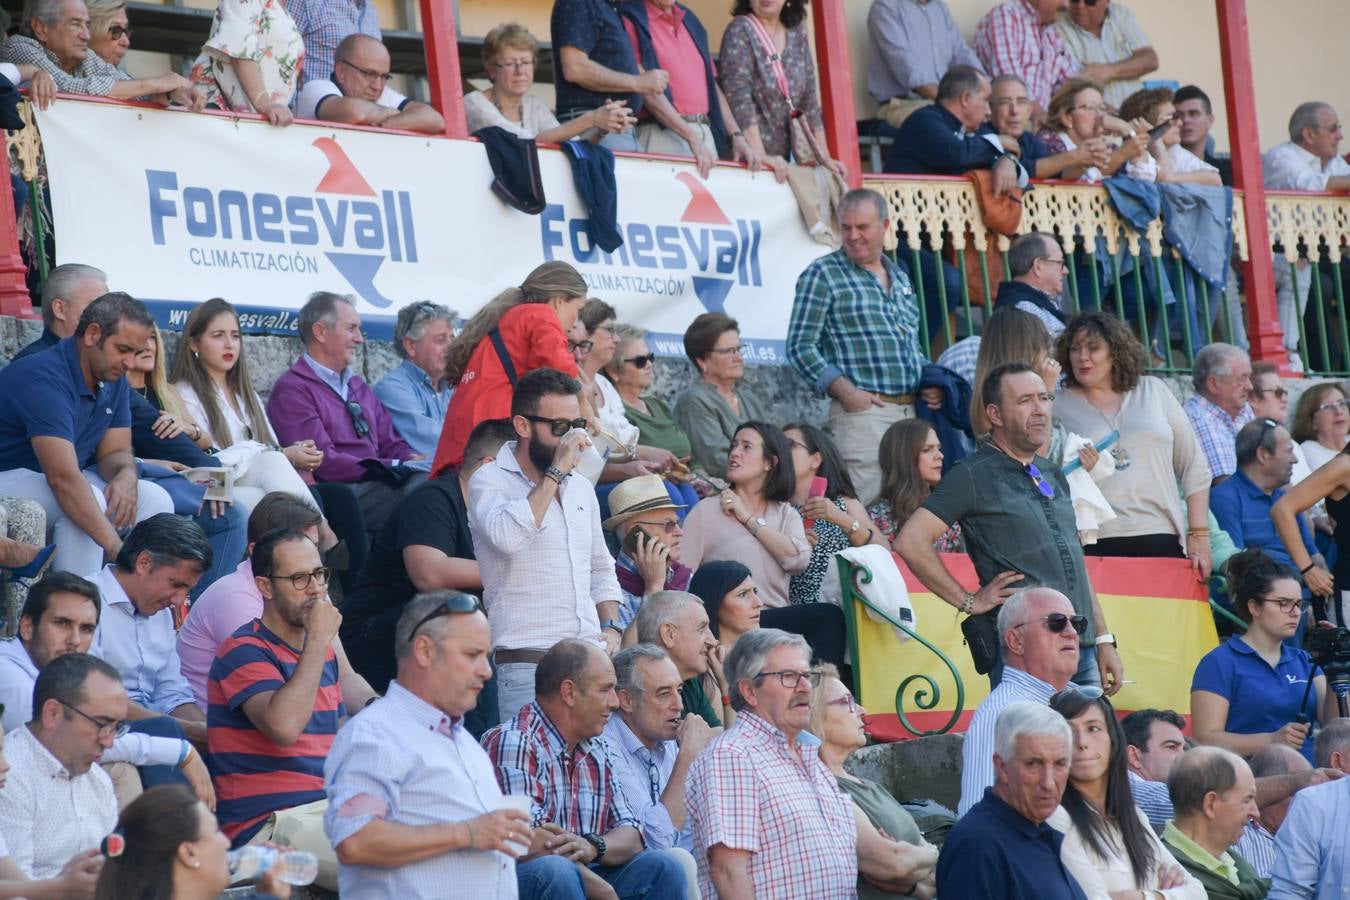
[
  {"left": 687, "top": 711, "right": 857, "bottom": 898},
  {"left": 974, "top": 0, "right": 1081, "bottom": 109}
]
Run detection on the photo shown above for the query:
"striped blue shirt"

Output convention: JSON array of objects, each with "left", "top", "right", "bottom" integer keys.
[
  {"left": 787, "top": 249, "right": 925, "bottom": 395},
  {"left": 1235, "top": 818, "right": 1276, "bottom": 879},
  {"left": 958, "top": 667, "right": 1057, "bottom": 817},
  {"left": 1127, "top": 770, "right": 1173, "bottom": 831}
]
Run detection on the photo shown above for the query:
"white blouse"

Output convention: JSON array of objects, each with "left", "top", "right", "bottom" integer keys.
[
  {"left": 175, "top": 380, "right": 278, "bottom": 448},
  {"left": 1047, "top": 804, "right": 1206, "bottom": 899}
]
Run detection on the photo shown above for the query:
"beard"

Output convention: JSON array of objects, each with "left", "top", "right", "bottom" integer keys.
[{"left": 525, "top": 434, "right": 557, "bottom": 474}]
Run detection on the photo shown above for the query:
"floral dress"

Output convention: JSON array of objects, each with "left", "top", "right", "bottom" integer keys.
[
  {"left": 789, "top": 497, "right": 851, "bottom": 606},
  {"left": 716, "top": 16, "right": 823, "bottom": 160},
  {"left": 189, "top": 0, "right": 304, "bottom": 112},
  {"left": 867, "top": 499, "right": 962, "bottom": 552}
]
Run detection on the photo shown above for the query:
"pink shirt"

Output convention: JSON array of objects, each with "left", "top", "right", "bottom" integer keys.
[
  {"left": 624, "top": 2, "right": 710, "bottom": 116},
  {"left": 177, "top": 559, "right": 264, "bottom": 709}
]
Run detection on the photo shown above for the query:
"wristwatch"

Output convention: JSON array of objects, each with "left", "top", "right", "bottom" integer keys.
[
  {"left": 582, "top": 831, "right": 607, "bottom": 863},
  {"left": 1094, "top": 632, "right": 1117, "bottom": 648},
  {"left": 544, "top": 465, "right": 566, "bottom": 484},
  {"left": 747, "top": 516, "right": 767, "bottom": 535},
  {"left": 600, "top": 620, "right": 623, "bottom": 634}
]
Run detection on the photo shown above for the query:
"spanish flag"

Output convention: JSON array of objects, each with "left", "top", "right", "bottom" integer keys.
[{"left": 850, "top": 553, "right": 1218, "bottom": 742}]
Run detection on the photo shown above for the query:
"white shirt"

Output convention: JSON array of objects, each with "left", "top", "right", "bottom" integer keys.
[
  {"left": 1167, "top": 143, "right": 1218, "bottom": 175},
  {"left": 175, "top": 380, "right": 278, "bottom": 448},
  {"left": 296, "top": 78, "right": 408, "bottom": 120},
  {"left": 89, "top": 566, "right": 196, "bottom": 715},
  {"left": 0, "top": 726, "right": 116, "bottom": 878},
  {"left": 467, "top": 444, "right": 620, "bottom": 651},
  {"left": 1263, "top": 141, "right": 1350, "bottom": 192},
  {"left": 602, "top": 714, "right": 690, "bottom": 851},
  {"left": 0, "top": 639, "right": 183, "bottom": 766},
  {"left": 325, "top": 681, "right": 517, "bottom": 899},
  {"left": 463, "top": 90, "right": 561, "bottom": 139},
  {"left": 1047, "top": 804, "right": 1206, "bottom": 899},
  {"left": 595, "top": 373, "right": 640, "bottom": 455},
  {"left": 1300, "top": 438, "right": 1344, "bottom": 473}
]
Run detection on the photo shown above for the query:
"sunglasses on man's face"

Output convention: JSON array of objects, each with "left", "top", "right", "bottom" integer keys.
[
  {"left": 522, "top": 414, "right": 588, "bottom": 437},
  {"left": 1014, "top": 612, "right": 1089, "bottom": 635}
]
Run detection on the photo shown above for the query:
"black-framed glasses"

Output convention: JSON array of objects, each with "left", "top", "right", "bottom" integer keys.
[
  {"left": 107, "top": 24, "right": 131, "bottom": 39},
  {"left": 345, "top": 400, "right": 370, "bottom": 438},
  {"left": 631, "top": 519, "right": 681, "bottom": 534},
  {"left": 1068, "top": 0, "right": 1099, "bottom": 5},
  {"left": 755, "top": 669, "right": 822, "bottom": 689},
  {"left": 569, "top": 339, "right": 594, "bottom": 354},
  {"left": 1014, "top": 613, "right": 1088, "bottom": 635},
  {"left": 624, "top": 353, "right": 656, "bottom": 369},
  {"left": 1024, "top": 462, "right": 1055, "bottom": 499},
  {"left": 1037, "top": 256, "right": 1069, "bottom": 272},
  {"left": 337, "top": 58, "right": 394, "bottom": 83},
  {"left": 59, "top": 700, "right": 129, "bottom": 738},
  {"left": 267, "top": 566, "right": 332, "bottom": 590},
  {"left": 408, "top": 592, "right": 481, "bottom": 640},
  {"left": 1258, "top": 595, "right": 1303, "bottom": 614},
  {"left": 522, "top": 414, "right": 587, "bottom": 436}
]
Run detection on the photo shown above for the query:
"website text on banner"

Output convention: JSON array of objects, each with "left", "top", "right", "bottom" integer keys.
[
  {"left": 35, "top": 99, "right": 828, "bottom": 353},
  {"left": 853, "top": 553, "right": 1218, "bottom": 742}
]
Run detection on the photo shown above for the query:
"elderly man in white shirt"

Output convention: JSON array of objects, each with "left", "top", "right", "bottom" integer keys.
[
  {"left": 88, "top": 514, "right": 212, "bottom": 744},
  {"left": 325, "top": 591, "right": 531, "bottom": 898},
  {"left": 0, "top": 652, "right": 121, "bottom": 879},
  {"left": 467, "top": 368, "right": 623, "bottom": 722},
  {"left": 1263, "top": 101, "right": 1350, "bottom": 371}
]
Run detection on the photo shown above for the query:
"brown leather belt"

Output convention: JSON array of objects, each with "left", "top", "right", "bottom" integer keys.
[
  {"left": 679, "top": 114, "right": 711, "bottom": 125},
  {"left": 495, "top": 648, "right": 548, "bottom": 665},
  {"left": 874, "top": 392, "right": 916, "bottom": 405}
]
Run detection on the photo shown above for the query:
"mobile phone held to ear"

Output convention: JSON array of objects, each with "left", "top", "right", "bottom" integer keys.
[
  {"left": 623, "top": 525, "right": 652, "bottom": 556},
  {"left": 802, "top": 476, "right": 828, "bottom": 530}
]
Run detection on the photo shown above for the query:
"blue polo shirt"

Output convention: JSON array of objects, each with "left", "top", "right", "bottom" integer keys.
[
  {"left": 1192, "top": 636, "right": 1319, "bottom": 762},
  {"left": 1210, "top": 469, "right": 1315, "bottom": 572},
  {"left": 552, "top": 0, "right": 642, "bottom": 117},
  {"left": 936, "top": 789, "right": 1089, "bottom": 900},
  {"left": 0, "top": 337, "right": 131, "bottom": 471}
]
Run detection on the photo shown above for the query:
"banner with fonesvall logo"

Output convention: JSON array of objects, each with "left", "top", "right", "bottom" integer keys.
[
  {"left": 852, "top": 553, "right": 1218, "bottom": 742},
  {"left": 37, "top": 98, "right": 829, "bottom": 355}
]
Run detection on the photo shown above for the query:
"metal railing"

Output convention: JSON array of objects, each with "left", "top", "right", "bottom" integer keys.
[{"left": 1266, "top": 190, "right": 1350, "bottom": 375}]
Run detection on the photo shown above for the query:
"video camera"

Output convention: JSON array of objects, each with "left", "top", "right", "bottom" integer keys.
[{"left": 1306, "top": 625, "right": 1350, "bottom": 717}]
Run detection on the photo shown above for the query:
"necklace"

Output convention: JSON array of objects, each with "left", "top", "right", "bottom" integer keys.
[
  {"left": 487, "top": 88, "right": 522, "bottom": 123},
  {"left": 1084, "top": 390, "right": 1130, "bottom": 470}
]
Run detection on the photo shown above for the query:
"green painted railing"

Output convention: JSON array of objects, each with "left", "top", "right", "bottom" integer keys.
[{"left": 835, "top": 555, "right": 965, "bottom": 737}]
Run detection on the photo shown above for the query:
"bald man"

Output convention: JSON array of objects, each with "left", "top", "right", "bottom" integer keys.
[
  {"left": 1238, "top": 743, "right": 1311, "bottom": 878},
  {"left": 295, "top": 33, "right": 444, "bottom": 134}
]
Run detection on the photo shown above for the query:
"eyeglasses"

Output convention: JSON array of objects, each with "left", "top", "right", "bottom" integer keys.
[
  {"left": 337, "top": 58, "right": 394, "bottom": 83},
  {"left": 1071, "top": 103, "right": 1108, "bottom": 115},
  {"left": 107, "top": 24, "right": 131, "bottom": 39},
  {"left": 59, "top": 700, "right": 129, "bottom": 738},
  {"left": 522, "top": 414, "right": 588, "bottom": 436},
  {"left": 826, "top": 694, "right": 859, "bottom": 713},
  {"left": 1038, "top": 256, "right": 1068, "bottom": 272},
  {"left": 755, "top": 669, "right": 822, "bottom": 689},
  {"left": 1259, "top": 595, "right": 1303, "bottom": 614},
  {"left": 345, "top": 400, "right": 370, "bottom": 438},
  {"left": 408, "top": 591, "right": 481, "bottom": 640},
  {"left": 493, "top": 59, "right": 534, "bottom": 71},
  {"left": 1014, "top": 612, "right": 1089, "bottom": 635},
  {"left": 1023, "top": 462, "right": 1055, "bottom": 499},
  {"left": 624, "top": 353, "right": 656, "bottom": 369},
  {"left": 1316, "top": 399, "right": 1350, "bottom": 415},
  {"left": 631, "top": 519, "right": 681, "bottom": 534},
  {"left": 569, "top": 339, "right": 594, "bottom": 353},
  {"left": 1068, "top": 0, "right": 1099, "bottom": 5},
  {"left": 785, "top": 437, "right": 810, "bottom": 452},
  {"left": 1252, "top": 385, "right": 1289, "bottom": 399},
  {"left": 708, "top": 344, "right": 747, "bottom": 357},
  {"left": 267, "top": 566, "right": 332, "bottom": 590}
]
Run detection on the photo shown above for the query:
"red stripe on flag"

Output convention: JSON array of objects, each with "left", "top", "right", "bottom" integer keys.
[{"left": 889, "top": 552, "right": 1207, "bottom": 603}]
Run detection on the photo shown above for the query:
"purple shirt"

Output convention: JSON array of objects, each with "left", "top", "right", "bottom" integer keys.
[
  {"left": 178, "top": 559, "right": 263, "bottom": 709},
  {"left": 266, "top": 357, "right": 416, "bottom": 483}
]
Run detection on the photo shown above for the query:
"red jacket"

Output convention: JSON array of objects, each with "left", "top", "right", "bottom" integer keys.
[{"left": 432, "top": 304, "right": 578, "bottom": 475}]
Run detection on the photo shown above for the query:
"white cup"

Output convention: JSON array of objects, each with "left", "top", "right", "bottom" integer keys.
[{"left": 494, "top": 795, "right": 532, "bottom": 858}]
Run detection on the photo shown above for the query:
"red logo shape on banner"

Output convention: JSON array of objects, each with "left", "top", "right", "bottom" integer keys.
[
  {"left": 312, "top": 137, "right": 376, "bottom": 196},
  {"left": 675, "top": 172, "right": 731, "bottom": 225}
]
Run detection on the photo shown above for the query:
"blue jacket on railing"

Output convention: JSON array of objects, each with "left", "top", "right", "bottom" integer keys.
[
  {"left": 1158, "top": 183, "right": 1233, "bottom": 293},
  {"left": 618, "top": 0, "right": 729, "bottom": 159},
  {"left": 916, "top": 363, "right": 972, "bottom": 474}
]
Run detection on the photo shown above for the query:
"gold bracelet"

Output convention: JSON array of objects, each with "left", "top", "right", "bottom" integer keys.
[{"left": 252, "top": 90, "right": 270, "bottom": 109}]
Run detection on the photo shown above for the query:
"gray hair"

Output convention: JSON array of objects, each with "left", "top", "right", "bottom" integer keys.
[
  {"left": 839, "top": 188, "right": 888, "bottom": 222},
  {"left": 21, "top": 0, "right": 69, "bottom": 35},
  {"left": 993, "top": 701, "right": 1072, "bottom": 764},
  {"left": 1008, "top": 232, "right": 1055, "bottom": 278},
  {"left": 298, "top": 291, "right": 355, "bottom": 346},
  {"left": 393, "top": 590, "right": 477, "bottom": 659},
  {"left": 392, "top": 301, "right": 455, "bottom": 358},
  {"left": 1191, "top": 342, "right": 1246, "bottom": 394},
  {"left": 603, "top": 323, "right": 649, "bottom": 379},
  {"left": 84, "top": 0, "right": 126, "bottom": 38},
  {"left": 1234, "top": 417, "right": 1281, "bottom": 467},
  {"left": 1315, "top": 717, "right": 1350, "bottom": 768},
  {"left": 937, "top": 65, "right": 987, "bottom": 103},
  {"left": 724, "top": 628, "right": 810, "bottom": 711},
  {"left": 1289, "top": 101, "right": 1332, "bottom": 145},
  {"left": 113, "top": 513, "right": 212, "bottom": 573},
  {"left": 612, "top": 643, "right": 669, "bottom": 694},
  {"left": 74, "top": 291, "right": 153, "bottom": 342},
  {"left": 634, "top": 590, "right": 701, "bottom": 645},
  {"left": 1168, "top": 746, "right": 1245, "bottom": 818},
  {"left": 991, "top": 73, "right": 1028, "bottom": 92},
  {"left": 996, "top": 585, "right": 1049, "bottom": 638},
  {"left": 40, "top": 263, "right": 105, "bottom": 329}
]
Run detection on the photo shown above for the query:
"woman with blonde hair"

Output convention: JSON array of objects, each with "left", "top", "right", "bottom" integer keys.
[
  {"left": 85, "top": 0, "right": 131, "bottom": 69},
  {"left": 465, "top": 22, "right": 633, "bottom": 141},
  {"left": 126, "top": 323, "right": 211, "bottom": 451},
  {"left": 1039, "top": 77, "right": 1151, "bottom": 183},
  {"left": 432, "top": 261, "right": 588, "bottom": 474}
]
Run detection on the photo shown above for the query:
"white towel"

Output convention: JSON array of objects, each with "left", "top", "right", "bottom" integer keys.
[
  {"left": 1062, "top": 432, "right": 1116, "bottom": 545},
  {"left": 818, "top": 545, "right": 916, "bottom": 645}
]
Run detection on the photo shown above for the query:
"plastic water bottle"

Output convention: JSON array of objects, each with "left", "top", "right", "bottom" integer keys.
[{"left": 226, "top": 846, "right": 319, "bottom": 886}]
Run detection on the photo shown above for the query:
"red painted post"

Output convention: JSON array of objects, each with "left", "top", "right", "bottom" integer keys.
[
  {"left": 419, "top": 0, "right": 466, "bottom": 138},
  {"left": 809, "top": 0, "right": 862, "bottom": 188},
  {"left": 1214, "top": 0, "right": 1286, "bottom": 371},
  {"left": 0, "top": 132, "right": 34, "bottom": 318}
]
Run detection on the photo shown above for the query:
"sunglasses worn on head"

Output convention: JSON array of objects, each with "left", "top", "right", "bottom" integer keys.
[
  {"left": 408, "top": 591, "right": 481, "bottom": 640},
  {"left": 1049, "top": 684, "right": 1105, "bottom": 708},
  {"left": 1015, "top": 612, "right": 1089, "bottom": 635},
  {"left": 522, "top": 414, "right": 588, "bottom": 437}
]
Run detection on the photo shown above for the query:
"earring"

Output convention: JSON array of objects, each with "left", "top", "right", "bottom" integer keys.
[{"left": 192, "top": 861, "right": 200, "bottom": 869}]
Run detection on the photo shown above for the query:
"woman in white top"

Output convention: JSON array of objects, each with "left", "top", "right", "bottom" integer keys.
[
  {"left": 1119, "top": 88, "right": 1222, "bottom": 186},
  {"left": 464, "top": 23, "right": 633, "bottom": 140},
  {"left": 1292, "top": 382, "right": 1349, "bottom": 471},
  {"left": 1047, "top": 688, "right": 1206, "bottom": 900},
  {"left": 168, "top": 297, "right": 326, "bottom": 515}
]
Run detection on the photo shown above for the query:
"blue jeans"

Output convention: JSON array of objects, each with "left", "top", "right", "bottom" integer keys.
[
  {"left": 599, "top": 128, "right": 640, "bottom": 153},
  {"left": 496, "top": 660, "right": 537, "bottom": 723},
  {"left": 126, "top": 716, "right": 189, "bottom": 789},
  {"left": 593, "top": 849, "right": 688, "bottom": 900},
  {"left": 191, "top": 501, "right": 247, "bottom": 602},
  {"left": 518, "top": 856, "right": 585, "bottom": 900}
]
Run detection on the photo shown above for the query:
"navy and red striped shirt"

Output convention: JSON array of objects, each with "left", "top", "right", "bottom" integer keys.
[{"left": 207, "top": 619, "right": 345, "bottom": 844}]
